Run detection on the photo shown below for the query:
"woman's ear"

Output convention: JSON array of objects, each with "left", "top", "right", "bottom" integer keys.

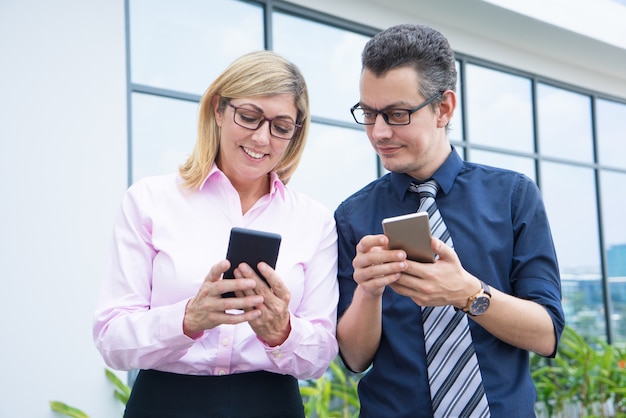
[
  {"left": 436, "top": 90, "right": 456, "bottom": 129},
  {"left": 213, "top": 96, "right": 223, "bottom": 128}
]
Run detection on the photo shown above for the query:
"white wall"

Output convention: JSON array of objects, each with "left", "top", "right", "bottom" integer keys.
[{"left": 0, "top": 1, "right": 128, "bottom": 416}]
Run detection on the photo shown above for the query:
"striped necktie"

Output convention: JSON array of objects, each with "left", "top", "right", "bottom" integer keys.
[{"left": 409, "top": 180, "right": 490, "bottom": 418}]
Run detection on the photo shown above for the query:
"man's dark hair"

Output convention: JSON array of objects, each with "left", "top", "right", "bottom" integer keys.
[{"left": 362, "top": 24, "right": 457, "bottom": 101}]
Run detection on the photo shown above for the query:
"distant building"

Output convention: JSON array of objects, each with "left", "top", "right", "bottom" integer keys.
[{"left": 608, "top": 244, "right": 626, "bottom": 277}]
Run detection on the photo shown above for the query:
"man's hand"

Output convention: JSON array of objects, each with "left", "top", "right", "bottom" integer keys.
[
  {"left": 353, "top": 234, "right": 408, "bottom": 297},
  {"left": 389, "top": 237, "right": 480, "bottom": 308}
]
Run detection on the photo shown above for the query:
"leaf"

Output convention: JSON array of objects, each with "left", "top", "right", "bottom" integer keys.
[
  {"left": 328, "top": 359, "right": 346, "bottom": 385},
  {"left": 49, "top": 401, "right": 90, "bottom": 418},
  {"left": 299, "top": 386, "right": 320, "bottom": 397},
  {"left": 105, "top": 369, "right": 131, "bottom": 404}
]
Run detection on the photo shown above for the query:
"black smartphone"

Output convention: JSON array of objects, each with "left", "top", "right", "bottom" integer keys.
[
  {"left": 221, "top": 227, "right": 282, "bottom": 298},
  {"left": 382, "top": 211, "right": 435, "bottom": 263}
]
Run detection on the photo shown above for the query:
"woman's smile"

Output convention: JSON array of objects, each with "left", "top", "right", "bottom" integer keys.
[{"left": 242, "top": 145, "right": 268, "bottom": 160}]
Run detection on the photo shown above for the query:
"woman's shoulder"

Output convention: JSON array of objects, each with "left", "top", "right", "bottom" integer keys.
[
  {"left": 283, "top": 186, "right": 332, "bottom": 215},
  {"left": 128, "top": 173, "right": 182, "bottom": 192},
  {"left": 123, "top": 173, "right": 186, "bottom": 206}
]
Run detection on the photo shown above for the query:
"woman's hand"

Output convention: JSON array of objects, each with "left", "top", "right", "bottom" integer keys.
[
  {"left": 235, "top": 262, "right": 291, "bottom": 347},
  {"left": 182, "top": 260, "right": 264, "bottom": 338}
]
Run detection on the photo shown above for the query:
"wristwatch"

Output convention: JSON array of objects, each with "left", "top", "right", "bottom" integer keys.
[{"left": 463, "top": 280, "right": 491, "bottom": 316}]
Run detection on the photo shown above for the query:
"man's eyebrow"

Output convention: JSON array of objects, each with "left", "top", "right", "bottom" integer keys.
[{"left": 359, "top": 101, "right": 413, "bottom": 109}]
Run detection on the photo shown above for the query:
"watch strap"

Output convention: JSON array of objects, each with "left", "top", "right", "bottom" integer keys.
[{"left": 479, "top": 280, "right": 491, "bottom": 297}]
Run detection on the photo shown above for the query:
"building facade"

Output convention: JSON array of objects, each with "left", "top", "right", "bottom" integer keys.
[{"left": 1, "top": 0, "right": 625, "bottom": 416}]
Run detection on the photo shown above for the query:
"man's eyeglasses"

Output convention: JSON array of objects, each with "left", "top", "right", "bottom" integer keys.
[
  {"left": 227, "top": 103, "right": 301, "bottom": 140},
  {"left": 350, "top": 92, "right": 443, "bottom": 126}
]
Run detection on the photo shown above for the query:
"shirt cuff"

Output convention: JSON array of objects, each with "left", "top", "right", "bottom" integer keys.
[
  {"left": 261, "top": 312, "right": 301, "bottom": 352},
  {"left": 160, "top": 298, "right": 204, "bottom": 344}
]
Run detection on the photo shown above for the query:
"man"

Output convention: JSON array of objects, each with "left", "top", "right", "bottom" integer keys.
[{"left": 335, "top": 24, "right": 564, "bottom": 417}]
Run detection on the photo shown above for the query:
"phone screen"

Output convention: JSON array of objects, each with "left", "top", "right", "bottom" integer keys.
[{"left": 222, "top": 227, "right": 282, "bottom": 298}]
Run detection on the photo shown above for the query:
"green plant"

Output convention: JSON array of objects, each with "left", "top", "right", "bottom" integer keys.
[
  {"left": 50, "top": 369, "right": 130, "bottom": 417},
  {"left": 299, "top": 357, "right": 361, "bottom": 417},
  {"left": 531, "top": 325, "right": 626, "bottom": 417}
]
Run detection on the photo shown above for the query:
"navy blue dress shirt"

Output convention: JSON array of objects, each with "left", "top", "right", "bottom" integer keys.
[{"left": 335, "top": 149, "right": 565, "bottom": 418}]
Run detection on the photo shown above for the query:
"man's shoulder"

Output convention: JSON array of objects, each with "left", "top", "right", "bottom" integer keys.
[
  {"left": 454, "top": 162, "right": 543, "bottom": 212},
  {"left": 462, "top": 160, "right": 520, "bottom": 176},
  {"left": 459, "top": 161, "right": 535, "bottom": 188}
]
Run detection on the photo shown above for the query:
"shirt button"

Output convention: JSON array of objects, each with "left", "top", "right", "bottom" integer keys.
[
  {"left": 272, "top": 350, "right": 283, "bottom": 358},
  {"left": 218, "top": 369, "right": 226, "bottom": 376},
  {"left": 222, "top": 338, "right": 230, "bottom": 346}
]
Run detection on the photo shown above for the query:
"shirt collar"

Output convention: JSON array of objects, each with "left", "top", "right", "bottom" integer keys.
[
  {"left": 269, "top": 171, "right": 286, "bottom": 199},
  {"left": 390, "top": 146, "right": 463, "bottom": 199},
  {"left": 199, "top": 164, "right": 286, "bottom": 199}
]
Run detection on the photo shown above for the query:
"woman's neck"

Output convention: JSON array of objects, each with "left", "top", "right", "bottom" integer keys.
[{"left": 233, "top": 174, "right": 271, "bottom": 215}]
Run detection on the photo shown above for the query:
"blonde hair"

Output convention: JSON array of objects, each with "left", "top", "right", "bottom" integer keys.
[{"left": 179, "top": 50, "right": 310, "bottom": 190}]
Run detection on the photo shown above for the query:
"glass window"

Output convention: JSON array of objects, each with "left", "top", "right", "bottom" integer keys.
[
  {"left": 541, "top": 161, "right": 604, "bottom": 340},
  {"left": 129, "top": 0, "right": 263, "bottom": 95},
  {"left": 597, "top": 99, "right": 626, "bottom": 169},
  {"left": 464, "top": 64, "right": 534, "bottom": 153},
  {"left": 449, "top": 60, "right": 463, "bottom": 143},
  {"left": 537, "top": 83, "right": 594, "bottom": 163},
  {"left": 600, "top": 171, "right": 626, "bottom": 344},
  {"left": 288, "top": 124, "right": 377, "bottom": 211},
  {"left": 131, "top": 93, "right": 198, "bottom": 182},
  {"left": 468, "top": 150, "right": 536, "bottom": 182},
  {"left": 272, "top": 13, "right": 370, "bottom": 124}
]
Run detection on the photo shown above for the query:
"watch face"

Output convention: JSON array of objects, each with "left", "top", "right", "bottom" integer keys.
[{"left": 469, "top": 295, "right": 491, "bottom": 315}]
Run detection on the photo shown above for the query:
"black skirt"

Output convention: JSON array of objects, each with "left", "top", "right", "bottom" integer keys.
[{"left": 123, "top": 369, "right": 305, "bottom": 418}]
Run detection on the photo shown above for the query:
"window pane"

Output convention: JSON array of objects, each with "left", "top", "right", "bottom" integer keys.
[
  {"left": 273, "top": 13, "right": 369, "bottom": 124},
  {"left": 131, "top": 93, "right": 198, "bottom": 182},
  {"left": 289, "top": 124, "right": 377, "bottom": 211},
  {"left": 537, "top": 84, "right": 594, "bottom": 163},
  {"left": 465, "top": 64, "right": 534, "bottom": 153},
  {"left": 600, "top": 171, "right": 626, "bottom": 344},
  {"left": 597, "top": 99, "right": 626, "bottom": 169},
  {"left": 468, "top": 150, "right": 536, "bottom": 182},
  {"left": 541, "top": 162, "right": 604, "bottom": 340},
  {"left": 449, "top": 60, "right": 463, "bottom": 142},
  {"left": 129, "top": 0, "right": 263, "bottom": 95}
]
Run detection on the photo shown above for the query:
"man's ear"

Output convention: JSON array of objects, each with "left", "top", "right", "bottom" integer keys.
[{"left": 436, "top": 90, "right": 456, "bottom": 128}]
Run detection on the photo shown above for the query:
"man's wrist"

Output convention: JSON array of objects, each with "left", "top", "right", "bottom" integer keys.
[
  {"left": 462, "top": 280, "right": 492, "bottom": 316},
  {"left": 454, "top": 278, "right": 481, "bottom": 310}
]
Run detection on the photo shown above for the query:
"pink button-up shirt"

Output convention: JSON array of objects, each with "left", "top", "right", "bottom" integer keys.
[{"left": 93, "top": 165, "right": 339, "bottom": 380}]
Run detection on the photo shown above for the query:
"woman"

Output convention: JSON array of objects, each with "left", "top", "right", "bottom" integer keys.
[{"left": 93, "top": 51, "right": 339, "bottom": 418}]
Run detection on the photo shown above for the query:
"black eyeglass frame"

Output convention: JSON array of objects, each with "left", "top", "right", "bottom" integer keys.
[
  {"left": 227, "top": 102, "right": 302, "bottom": 140},
  {"left": 350, "top": 92, "right": 444, "bottom": 126}
]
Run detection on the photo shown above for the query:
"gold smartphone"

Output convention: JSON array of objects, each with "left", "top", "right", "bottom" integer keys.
[{"left": 382, "top": 212, "right": 435, "bottom": 263}]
